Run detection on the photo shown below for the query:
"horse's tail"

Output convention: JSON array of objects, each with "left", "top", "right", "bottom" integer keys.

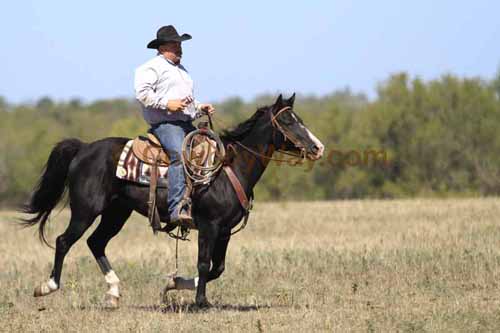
[{"left": 20, "top": 138, "right": 84, "bottom": 247}]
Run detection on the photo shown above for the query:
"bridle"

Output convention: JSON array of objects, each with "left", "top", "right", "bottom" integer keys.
[
  {"left": 270, "top": 106, "right": 308, "bottom": 157},
  {"left": 221, "top": 106, "right": 308, "bottom": 164},
  {"left": 181, "top": 106, "right": 307, "bottom": 187}
]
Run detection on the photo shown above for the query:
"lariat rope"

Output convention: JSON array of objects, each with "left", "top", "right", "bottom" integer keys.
[{"left": 181, "top": 128, "right": 226, "bottom": 186}]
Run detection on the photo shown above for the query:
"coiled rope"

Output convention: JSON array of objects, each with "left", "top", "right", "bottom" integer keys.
[{"left": 181, "top": 127, "right": 226, "bottom": 186}]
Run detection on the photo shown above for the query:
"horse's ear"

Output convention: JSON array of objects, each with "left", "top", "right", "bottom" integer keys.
[
  {"left": 287, "top": 93, "right": 296, "bottom": 106},
  {"left": 275, "top": 94, "right": 283, "bottom": 106}
]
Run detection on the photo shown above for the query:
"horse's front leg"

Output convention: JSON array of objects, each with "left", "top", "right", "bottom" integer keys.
[
  {"left": 161, "top": 233, "right": 229, "bottom": 304},
  {"left": 207, "top": 234, "right": 230, "bottom": 282},
  {"left": 195, "top": 223, "right": 219, "bottom": 307}
]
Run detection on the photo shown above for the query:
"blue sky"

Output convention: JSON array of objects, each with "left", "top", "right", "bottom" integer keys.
[{"left": 1, "top": 1, "right": 499, "bottom": 104}]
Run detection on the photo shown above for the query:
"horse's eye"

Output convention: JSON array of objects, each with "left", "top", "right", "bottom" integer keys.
[{"left": 282, "top": 115, "right": 295, "bottom": 125}]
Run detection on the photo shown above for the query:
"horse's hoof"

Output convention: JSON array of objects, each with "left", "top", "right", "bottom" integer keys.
[
  {"left": 195, "top": 299, "right": 212, "bottom": 309},
  {"left": 33, "top": 285, "right": 44, "bottom": 297},
  {"left": 104, "top": 294, "right": 120, "bottom": 309},
  {"left": 34, "top": 284, "right": 57, "bottom": 297}
]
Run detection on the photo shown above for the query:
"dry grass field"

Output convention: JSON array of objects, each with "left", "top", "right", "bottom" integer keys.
[{"left": 1, "top": 199, "right": 500, "bottom": 332}]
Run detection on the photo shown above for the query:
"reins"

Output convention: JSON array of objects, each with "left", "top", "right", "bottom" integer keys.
[{"left": 212, "top": 106, "right": 308, "bottom": 164}]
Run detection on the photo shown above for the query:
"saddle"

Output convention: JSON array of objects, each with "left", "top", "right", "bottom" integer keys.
[
  {"left": 132, "top": 134, "right": 170, "bottom": 167},
  {"left": 130, "top": 133, "right": 218, "bottom": 172},
  {"left": 119, "top": 130, "right": 221, "bottom": 234}
]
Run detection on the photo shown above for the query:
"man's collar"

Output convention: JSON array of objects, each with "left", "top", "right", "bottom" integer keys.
[{"left": 160, "top": 54, "right": 179, "bottom": 66}]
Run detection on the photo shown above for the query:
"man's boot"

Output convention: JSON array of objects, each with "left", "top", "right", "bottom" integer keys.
[{"left": 171, "top": 199, "right": 195, "bottom": 229}]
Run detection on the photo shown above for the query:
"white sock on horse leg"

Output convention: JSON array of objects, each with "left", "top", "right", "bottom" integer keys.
[
  {"left": 104, "top": 270, "right": 120, "bottom": 298},
  {"left": 40, "top": 278, "right": 58, "bottom": 295}
]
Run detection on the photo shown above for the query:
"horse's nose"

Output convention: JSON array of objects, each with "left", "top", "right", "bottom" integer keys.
[{"left": 310, "top": 144, "right": 324, "bottom": 157}]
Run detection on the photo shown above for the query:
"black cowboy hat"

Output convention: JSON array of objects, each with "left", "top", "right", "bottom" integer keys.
[{"left": 147, "top": 25, "right": 192, "bottom": 49}]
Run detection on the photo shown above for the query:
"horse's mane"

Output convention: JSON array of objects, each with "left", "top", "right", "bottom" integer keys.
[{"left": 220, "top": 106, "right": 269, "bottom": 142}]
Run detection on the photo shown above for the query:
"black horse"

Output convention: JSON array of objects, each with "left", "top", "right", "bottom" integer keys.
[{"left": 21, "top": 94, "right": 324, "bottom": 307}]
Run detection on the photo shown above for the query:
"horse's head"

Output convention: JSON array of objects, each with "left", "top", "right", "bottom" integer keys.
[{"left": 268, "top": 94, "right": 325, "bottom": 161}]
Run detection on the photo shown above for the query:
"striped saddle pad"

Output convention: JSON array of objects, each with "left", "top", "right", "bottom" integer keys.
[{"left": 115, "top": 140, "right": 169, "bottom": 188}]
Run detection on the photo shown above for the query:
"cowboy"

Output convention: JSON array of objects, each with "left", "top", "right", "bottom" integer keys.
[{"left": 134, "top": 25, "right": 215, "bottom": 226}]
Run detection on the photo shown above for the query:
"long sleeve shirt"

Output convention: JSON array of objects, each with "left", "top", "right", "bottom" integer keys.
[{"left": 134, "top": 55, "right": 202, "bottom": 125}]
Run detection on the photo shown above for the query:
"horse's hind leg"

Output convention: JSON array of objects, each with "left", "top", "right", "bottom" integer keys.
[
  {"left": 34, "top": 209, "right": 97, "bottom": 297},
  {"left": 87, "top": 200, "right": 132, "bottom": 308}
]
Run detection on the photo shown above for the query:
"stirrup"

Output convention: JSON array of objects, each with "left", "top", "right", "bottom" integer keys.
[
  {"left": 172, "top": 198, "right": 195, "bottom": 229},
  {"left": 168, "top": 226, "right": 191, "bottom": 241},
  {"left": 159, "top": 223, "right": 177, "bottom": 234}
]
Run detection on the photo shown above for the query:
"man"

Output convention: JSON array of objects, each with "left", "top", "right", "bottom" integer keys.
[{"left": 134, "top": 25, "right": 215, "bottom": 226}]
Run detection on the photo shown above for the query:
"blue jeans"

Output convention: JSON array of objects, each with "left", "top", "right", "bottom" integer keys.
[{"left": 151, "top": 120, "right": 196, "bottom": 220}]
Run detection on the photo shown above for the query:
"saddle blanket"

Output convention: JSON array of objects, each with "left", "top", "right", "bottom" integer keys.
[{"left": 115, "top": 140, "right": 169, "bottom": 188}]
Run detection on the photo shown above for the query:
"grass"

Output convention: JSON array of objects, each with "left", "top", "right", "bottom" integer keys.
[{"left": 1, "top": 198, "right": 500, "bottom": 332}]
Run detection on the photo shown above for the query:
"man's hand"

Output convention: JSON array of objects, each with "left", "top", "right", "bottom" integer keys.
[
  {"left": 167, "top": 99, "right": 189, "bottom": 112},
  {"left": 199, "top": 103, "right": 216, "bottom": 115}
]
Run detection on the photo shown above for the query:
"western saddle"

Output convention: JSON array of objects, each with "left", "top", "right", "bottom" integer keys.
[
  {"left": 132, "top": 133, "right": 170, "bottom": 167},
  {"left": 130, "top": 129, "right": 221, "bottom": 234}
]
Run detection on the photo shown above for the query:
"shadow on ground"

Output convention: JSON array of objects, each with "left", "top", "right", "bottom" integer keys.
[
  {"left": 130, "top": 302, "right": 275, "bottom": 313},
  {"left": 72, "top": 302, "right": 278, "bottom": 313}
]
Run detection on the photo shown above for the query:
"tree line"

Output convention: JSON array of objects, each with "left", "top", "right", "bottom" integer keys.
[{"left": 1, "top": 71, "right": 500, "bottom": 206}]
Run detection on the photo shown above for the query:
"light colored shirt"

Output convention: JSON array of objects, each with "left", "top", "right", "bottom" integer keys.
[{"left": 134, "top": 55, "right": 202, "bottom": 125}]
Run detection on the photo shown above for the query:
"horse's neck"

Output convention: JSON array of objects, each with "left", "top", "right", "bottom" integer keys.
[
  {"left": 223, "top": 111, "right": 279, "bottom": 195},
  {"left": 229, "top": 142, "right": 275, "bottom": 194}
]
